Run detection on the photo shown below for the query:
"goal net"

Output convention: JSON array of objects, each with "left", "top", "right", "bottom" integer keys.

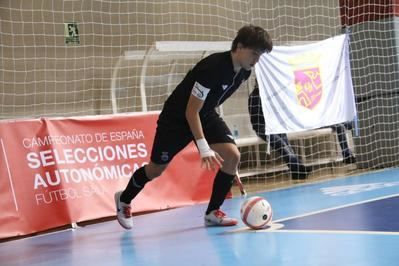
[{"left": 1, "top": 1, "right": 398, "bottom": 194}]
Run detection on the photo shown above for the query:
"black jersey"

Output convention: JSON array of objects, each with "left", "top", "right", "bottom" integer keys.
[{"left": 159, "top": 51, "right": 251, "bottom": 125}]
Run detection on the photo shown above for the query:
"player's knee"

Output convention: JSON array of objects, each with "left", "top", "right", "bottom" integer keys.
[
  {"left": 211, "top": 143, "right": 240, "bottom": 173},
  {"left": 224, "top": 149, "right": 241, "bottom": 169},
  {"left": 233, "top": 149, "right": 241, "bottom": 165}
]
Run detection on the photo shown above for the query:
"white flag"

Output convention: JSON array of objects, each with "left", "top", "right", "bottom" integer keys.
[{"left": 255, "top": 34, "right": 357, "bottom": 134}]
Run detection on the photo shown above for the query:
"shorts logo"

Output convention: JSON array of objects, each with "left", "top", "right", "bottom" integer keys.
[
  {"left": 161, "top": 152, "right": 169, "bottom": 162},
  {"left": 222, "top": 85, "right": 228, "bottom": 90},
  {"left": 192, "top": 82, "right": 210, "bottom": 100}
]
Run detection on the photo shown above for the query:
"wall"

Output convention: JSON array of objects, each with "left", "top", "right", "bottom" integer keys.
[{"left": 0, "top": 0, "right": 341, "bottom": 118}]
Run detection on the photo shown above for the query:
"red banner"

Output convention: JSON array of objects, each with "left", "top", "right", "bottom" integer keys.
[{"left": 0, "top": 113, "right": 216, "bottom": 239}]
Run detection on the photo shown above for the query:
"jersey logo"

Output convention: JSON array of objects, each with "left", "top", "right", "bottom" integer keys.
[
  {"left": 192, "top": 82, "right": 210, "bottom": 100},
  {"left": 222, "top": 85, "right": 228, "bottom": 90}
]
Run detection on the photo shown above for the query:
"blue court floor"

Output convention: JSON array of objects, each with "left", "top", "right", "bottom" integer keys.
[{"left": 1, "top": 168, "right": 399, "bottom": 266}]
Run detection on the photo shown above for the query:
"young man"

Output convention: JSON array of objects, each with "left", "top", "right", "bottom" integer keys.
[
  {"left": 115, "top": 25, "right": 273, "bottom": 229},
  {"left": 248, "top": 81, "right": 356, "bottom": 180}
]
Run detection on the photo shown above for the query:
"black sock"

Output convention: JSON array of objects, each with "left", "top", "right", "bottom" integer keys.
[
  {"left": 120, "top": 166, "right": 150, "bottom": 204},
  {"left": 206, "top": 170, "right": 236, "bottom": 215}
]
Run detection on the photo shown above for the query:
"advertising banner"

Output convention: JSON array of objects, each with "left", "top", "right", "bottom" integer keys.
[{"left": 0, "top": 113, "right": 215, "bottom": 239}]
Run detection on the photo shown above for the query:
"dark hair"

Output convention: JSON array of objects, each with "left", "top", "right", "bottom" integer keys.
[{"left": 231, "top": 25, "right": 273, "bottom": 53}]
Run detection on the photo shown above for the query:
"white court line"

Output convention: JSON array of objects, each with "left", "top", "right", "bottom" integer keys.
[
  {"left": 273, "top": 193, "right": 399, "bottom": 223},
  {"left": 269, "top": 229, "right": 399, "bottom": 236},
  {"left": 229, "top": 193, "right": 399, "bottom": 236},
  {"left": 227, "top": 224, "right": 399, "bottom": 236},
  {"left": 1, "top": 138, "right": 19, "bottom": 211}
]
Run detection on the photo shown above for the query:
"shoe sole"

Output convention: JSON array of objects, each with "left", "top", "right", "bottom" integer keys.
[
  {"left": 204, "top": 220, "right": 238, "bottom": 227},
  {"left": 114, "top": 192, "right": 133, "bottom": 230}
]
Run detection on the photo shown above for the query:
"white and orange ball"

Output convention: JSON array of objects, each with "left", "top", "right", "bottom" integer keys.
[{"left": 240, "top": 196, "right": 273, "bottom": 229}]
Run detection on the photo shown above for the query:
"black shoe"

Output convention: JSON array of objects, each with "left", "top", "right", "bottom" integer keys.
[
  {"left": 291, "top": 172, "right": 307, "bottom": 180},
  {"left": 343, "top": 153, "right": 356, "bottom": 164},
  {"left": 291, "top": 165, "right": 311, "bottom": 180}
]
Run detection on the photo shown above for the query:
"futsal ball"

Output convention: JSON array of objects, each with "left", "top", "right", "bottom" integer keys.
[{"left": 240, "top": 196, "right": 273, "bottom": 230}]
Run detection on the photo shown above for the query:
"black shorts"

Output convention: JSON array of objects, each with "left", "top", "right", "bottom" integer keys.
[{"left": 150, "top": 113, "right": 235, "bottom": 164}]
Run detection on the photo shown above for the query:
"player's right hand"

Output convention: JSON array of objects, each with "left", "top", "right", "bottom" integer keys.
[
  {"left": 200, "top": 151, "right": 224, "bottom": 171},
  {"left": 196, "top": 138, "right": 224, "bottom": 171}
]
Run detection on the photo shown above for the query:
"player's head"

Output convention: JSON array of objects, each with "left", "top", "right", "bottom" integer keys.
[{"left": 231, "top": 25, "right": 273, "bottom": 70}]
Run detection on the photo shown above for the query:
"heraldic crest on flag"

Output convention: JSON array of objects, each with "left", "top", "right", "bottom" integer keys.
[
  {"left": 290, "top": 53, "right": 323, "bottom": 110},
  {"left": 255, "top": 34, "right": 357, "bottom": 135},
  {"left": 295, "top": 67, "right": 322, "bottom": 109}
]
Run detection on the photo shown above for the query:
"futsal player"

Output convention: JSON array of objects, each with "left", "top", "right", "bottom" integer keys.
[{"left": 115, "top": 25, "right": 273, "bottom": 229}]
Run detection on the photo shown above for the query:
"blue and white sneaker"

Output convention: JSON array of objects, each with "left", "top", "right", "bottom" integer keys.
[
  {"left": 204, "top": 209, "right": 238, "bottom": 226},
  {"left": 114, "top": 191, "right": 133, "bottom": 230}
]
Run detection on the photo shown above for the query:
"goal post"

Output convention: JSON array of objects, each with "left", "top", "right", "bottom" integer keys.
[{"left": 111, "top": 41, "right": 231, "bottom": 113}]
